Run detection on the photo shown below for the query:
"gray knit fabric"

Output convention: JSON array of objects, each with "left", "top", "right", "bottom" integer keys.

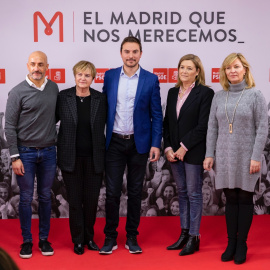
[
  {"left": 5, "top": 80, "right": 59, "bottom": 156},
  {"left": 205, "top": 80, "right": 268, "bottom": 192}
]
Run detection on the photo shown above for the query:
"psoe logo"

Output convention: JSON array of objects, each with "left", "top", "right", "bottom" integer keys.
[
  {"left": 95, "top": 69, "right": 109, "bottom": 83},
  {"left": 0, "top": 69, "right": 6, "bottom": 84},
  {"left": 168, "top": 68, "right": 178, "bottom": 83},
  {"left": 46, "top": 69, "right": 65, "bottom": 83},
  {"left": 34, "top": 11, "right": 63, "bottom": 42},
  {"left": 153, "top": 69, "right": 168, "bottom": 83},
  {"left": 212, "top": 68, "right": 220, "bottom": 83}
]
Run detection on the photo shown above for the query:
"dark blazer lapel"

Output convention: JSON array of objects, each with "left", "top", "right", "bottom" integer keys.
[
  {"left": 178, "top": 86, "right": 200, "bottom": 122},
  {"left": 90, "top": 88, "right": 100, "bottom": 128},
  {"left": 134, "top": 68, "right": 146, "bottom": 110},
  {"left": 171, "top": 88, "right": 179, "bottom": 123},
  {"left": 66, "top": 87, "right": 78, "bottom": 125}
]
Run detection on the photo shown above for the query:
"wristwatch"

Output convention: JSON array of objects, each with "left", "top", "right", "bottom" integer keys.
[{"left": 11, "top": 157, "right": 20, "bottom": 162}]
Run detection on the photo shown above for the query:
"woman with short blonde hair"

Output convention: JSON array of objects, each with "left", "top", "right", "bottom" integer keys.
[
  {"left": 57, "top": 60, "right": 107, "bottom": 255},
  {"left": 219, "top": 53, "right": 255, "bottom": 91}
]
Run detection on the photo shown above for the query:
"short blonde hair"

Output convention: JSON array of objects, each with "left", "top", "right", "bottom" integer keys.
[
  {"left": 220, "top": 53, "right": 255, "bottom": 91},
  {"left": 73, "top": 60, "right": 96, "bottom": 78},
  {"left": 175, "top": 54, "right": 206, "bottom": 87}
]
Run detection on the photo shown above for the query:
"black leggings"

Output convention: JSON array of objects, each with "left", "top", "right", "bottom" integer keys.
[{"left": 223, "top": 188, "right": 253, "bottom": 205}]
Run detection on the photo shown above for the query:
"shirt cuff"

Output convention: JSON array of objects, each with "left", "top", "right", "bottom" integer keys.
[
  {"left": 164, "top": 147, "right": 173, "bottom": 154},
  {"left": 10, "top": 154, "right": 20, "bottom": 158},
  {"left": 180, "top": 142, "right": 188, "bottom": 151}
]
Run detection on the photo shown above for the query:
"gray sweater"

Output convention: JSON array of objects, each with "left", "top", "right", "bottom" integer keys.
[
  {"left": 205, "top": 80, "right": 268, "bottom": 192},
  {"left": 5, "top": 79, "right": 59, "bottom": 156}
]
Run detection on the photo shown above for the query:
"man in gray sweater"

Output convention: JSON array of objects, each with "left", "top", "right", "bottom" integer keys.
[{"left": 5, "top": 51, "right": 59, "bottom": 259}]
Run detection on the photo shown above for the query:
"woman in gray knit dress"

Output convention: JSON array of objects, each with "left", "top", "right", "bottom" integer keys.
[{"left": 203, "top": 53, "right": 268, "bottom": 264}]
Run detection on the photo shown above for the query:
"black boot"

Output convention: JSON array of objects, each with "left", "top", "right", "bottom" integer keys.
[
  {"left": 167, "top": 229, "right": 189, "bottom": 250},
  {"left": 179, "top": 235, "right": 200, "bottom": 256},
  {"left": 234, "top": 204, "right": 253, "bottom": 264},
  {"left": 221, "top": 204, "right": 238, "bottom": 262}
]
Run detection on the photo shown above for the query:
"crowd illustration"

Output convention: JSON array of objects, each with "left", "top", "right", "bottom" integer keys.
[{"left": 1, "top": 106, "right": 270, "bottom": 220}]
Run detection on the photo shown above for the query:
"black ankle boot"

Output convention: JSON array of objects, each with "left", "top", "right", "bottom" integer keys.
[
  {"left": 234, "top": 204, "right": 253, "bottom": 264},
  {"left": 167, "top": 229, "right": 189, "bottom": 250},
  {"left": 221, "top": 239, "right": 237, "bottom": 262},
  {"left": 179, "top": 235, "right": 200, "bottom": 256},
  {"left": 234, "top": 240, "right": 247, "bottom": 264},
  {"left": 221, "top": 203, "right": 238, "bottom": 262}
]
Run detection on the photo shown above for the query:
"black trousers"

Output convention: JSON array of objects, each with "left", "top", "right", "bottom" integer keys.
[
  {"left": 62, "top": 156, "right": 102, "bottom": 244},
  {"left": 104, "top": 136, "right": 148, "bottom": 238}
]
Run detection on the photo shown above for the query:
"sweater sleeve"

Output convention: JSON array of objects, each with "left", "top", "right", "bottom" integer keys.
[
  {"left": 205, "top": 92, "right": 218, "bottom": 158},
  {"left": 4, "top": 90, "right": 21, "bottom": 156},
  {"left": 251, "top": 90, "right": 268, "bottom": 161}
]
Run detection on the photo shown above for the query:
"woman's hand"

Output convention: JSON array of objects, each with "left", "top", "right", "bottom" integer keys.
[
  {"left": 156, "top": 156, "right": 166, "bottom": 170},
  {"left": 156, "top": 197, "right": 164, "bottom": 210},
  {"left": 254, "top": 205, "right": 265, "bottom": 215},
  {"left": 0, "top": 201, "right": 8, "bottom": 219},
  {"left": 203, "top": 157, "right": 214, "bottom": 171},
  {"left": 165, "top": 149, "right": 177, "bottom": 163},
  {"left": 250, "top": 160, "right": 261, "bottom": 174},
  {"left": 174, "top": 146, "right": 186, "bottom": 161}
]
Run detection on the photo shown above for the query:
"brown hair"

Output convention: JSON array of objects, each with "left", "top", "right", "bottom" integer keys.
[
  {"left": 175, "top": 54, "right": 206, "bottom": 87},
  {"left": 120, "top": 36, "right": 142, "bottom": 52}
]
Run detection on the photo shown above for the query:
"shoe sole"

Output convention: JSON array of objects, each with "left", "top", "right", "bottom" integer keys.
[
  {"left": 19, "top": 254, "right": 32, "bottom": 259},
  {"left": 221, "top": 257, "right": 234, "bottom": 262},
  {"left": 234, "top": 259, "right": 246, "bottom": 265},
  {"left": 99, "top": 245, "right": 118, "bottom": 255},
  {"left": 125, "top": 244, "right": 142, "bottom": 254},
  {"left": 39, "top": 249, "right": 54, "bottom": 256}
]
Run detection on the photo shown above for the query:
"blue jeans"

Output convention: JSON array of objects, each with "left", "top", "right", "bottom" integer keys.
[
  {"left": 17, "top": 146, "right": 56, "bottom": 242},
  {"left": 170, "top": 161, "right": 203, "bottom": 236}
]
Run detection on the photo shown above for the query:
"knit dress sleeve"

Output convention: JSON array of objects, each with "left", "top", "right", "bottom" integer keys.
[
  {"left": 205, "top": 92, "right": 219, "bottom": 158},
  {"left": 251, "top": 90, "right": 268, "bottom": 161}
]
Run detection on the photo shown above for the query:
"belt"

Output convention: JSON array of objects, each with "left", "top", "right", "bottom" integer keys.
[
  {"left": 112, "top": 133, "right": 134, "bottom": 139},
  {"left": 29, "top": 147, "right": 46, "bottom": 150}
]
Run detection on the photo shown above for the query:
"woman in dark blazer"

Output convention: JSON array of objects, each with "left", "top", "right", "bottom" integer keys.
[
  {"left": 163, "top": 54, "right": 214, "bottom": 256},
  {"left": 56, "top": 61, "right": 106, "bottom": 255}
]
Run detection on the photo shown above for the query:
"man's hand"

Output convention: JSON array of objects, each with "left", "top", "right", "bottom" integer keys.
[
  {"left": 12, "top": 159, "right": 25, "bottom": 176},
  {"left": 149, "top": 147, "right": 160, "bottom": 162}
]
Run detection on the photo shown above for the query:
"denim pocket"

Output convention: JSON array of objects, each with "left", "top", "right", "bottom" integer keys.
[
  {"left": 45, "top": 146, "right": 56, "bottom": 152},
  {"left": 18, "top": 146, "right": 30, "bottom": 153}
]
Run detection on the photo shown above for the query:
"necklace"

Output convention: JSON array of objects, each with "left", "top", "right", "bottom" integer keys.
[
  {"left": 225, "top": 87, "right": 246, "bottom": 134},
  {"left": 76, "top": 87, "right": 90, "bottom": 102},
  {"left": 77, "top": 96, "right": 88, "bottom": 102},
  {"left": 178, "top": 87, "right": 187, "bottom": 99}
]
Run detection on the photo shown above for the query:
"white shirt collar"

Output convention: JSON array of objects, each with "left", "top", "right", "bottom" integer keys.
[
  {"left": 25, "top": 75, "right": 48, "bottom": 91},
  {"left": 120, "top": 66, "right": 141, "bottom": 78}
]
